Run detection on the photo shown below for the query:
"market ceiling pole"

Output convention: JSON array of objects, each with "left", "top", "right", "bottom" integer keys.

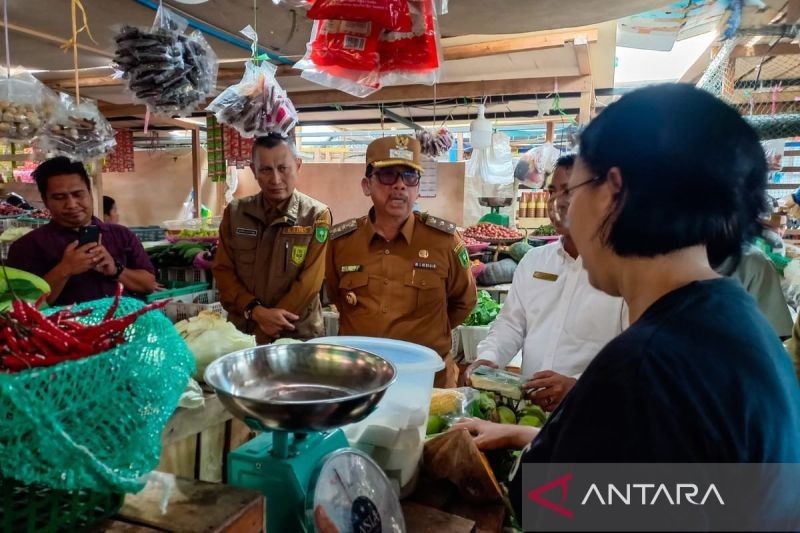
[{"left": 192, "top": 129, "right": 201, "bottom": 219}]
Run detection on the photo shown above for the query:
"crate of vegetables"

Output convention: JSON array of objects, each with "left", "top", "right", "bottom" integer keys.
[{"left": 0, "top": 278, "right": 194, "bottom": 527}]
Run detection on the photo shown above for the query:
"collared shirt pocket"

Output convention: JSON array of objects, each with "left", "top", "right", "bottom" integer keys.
[
  {"left": 404, "top": 269, "right": 446, "bottom": 313},
  {"left": 339, "top": 271, "right": 371, "bottom": 314},
  {"left": 228, "top": 235, "right": 258, "bottom": 279},
  {"left": 279, "top": 233, "right": 313, "bottom": 279}
]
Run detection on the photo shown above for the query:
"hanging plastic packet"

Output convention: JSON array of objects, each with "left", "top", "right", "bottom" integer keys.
[
  {"left": 416, "top": 127, "right": 452, "bottom": 158},
  {"left": 0, "top": 70, "right": 56, "bottom": 144},
  {"left": 296, "top": 19, "right": 382, "bottom": 97},
  {"left": 514, "top": 142, "right": 561, "bottom": 188},
  {"left": 35, "top": 92, "right": 116, "bottom": 161},
  {"left": 113, "top": 5, "right": 218, "bottom": 117},
  {"left": 379, "top": 0, "right": 442, "bottom": 87},
  {"left": 307, "top": 0, "right": 413, "bottom": 33},
  {"left": 207, "top": 26, "right": 298, "bottom": 137}
]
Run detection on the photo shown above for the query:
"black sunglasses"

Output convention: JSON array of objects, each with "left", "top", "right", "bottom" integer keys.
[{"left": 370, "top": 168, "right": 421, "bottom": 187}]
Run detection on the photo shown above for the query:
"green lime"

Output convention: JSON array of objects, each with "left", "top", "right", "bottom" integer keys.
[
  {"left": 426, "top": 415, "right": 448, "bottom": 435},
  {"left": 518, "top": 415, "right": 543, "bottom": 428},
  {"left": 498, "top": 406, "right": 517, "bottom": 425}
]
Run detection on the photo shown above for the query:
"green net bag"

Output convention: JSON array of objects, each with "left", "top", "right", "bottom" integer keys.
[{"left": 0, "top": 296, "right": 195, "bottom": 494}]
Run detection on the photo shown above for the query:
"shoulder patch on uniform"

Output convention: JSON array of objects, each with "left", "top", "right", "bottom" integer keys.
[
  {"left": 424, "top": 215, "right": 457, "bottom": 235},
  {"left": 330, "top": 218, "right": 359, "bottom": 240}
]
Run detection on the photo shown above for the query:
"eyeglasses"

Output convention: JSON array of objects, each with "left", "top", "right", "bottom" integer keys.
[
  {"left": 370, "top": 168, "right": 421, "bottom": 187},
  {"left": 552, "top": 175, "right": 600, "bottom": 225},
  {"left": 556, "top": 175, "right": 601, "bottom": 201}
]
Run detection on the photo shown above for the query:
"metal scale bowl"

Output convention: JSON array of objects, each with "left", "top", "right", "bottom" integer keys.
[
  {"left": 205, "top": 343, "right": 403, "bottom": 533},
  {"left": 478, "top": 197, "right": 513, "bottom": 227}
]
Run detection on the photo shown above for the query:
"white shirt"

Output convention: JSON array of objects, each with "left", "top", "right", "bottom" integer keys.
[{"left": 477, "top": 240, "right": 627, "bottom": 378}]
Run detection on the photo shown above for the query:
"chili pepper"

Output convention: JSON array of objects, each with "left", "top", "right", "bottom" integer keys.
[
  {"left": 11, "top": 299, "right": 27, "bottom": 324},
  {"left": 30, "top": 336, "right": 58, "bottom": 360},
  {"left": 2, "top": 354, "right": 31, "bottom": 372},
  {"left": 103, "top": 283, "right": 124, "bottom": 321},
  {"left": 5, "top": 329, "right": 21, "bottom": 355},
  {"left": 32, "top": 327, "right": 70, "bottom": 353},
  {"left": 77, "top": 300, "right": 168, "bottom": 342}
]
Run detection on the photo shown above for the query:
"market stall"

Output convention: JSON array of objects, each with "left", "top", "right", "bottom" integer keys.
[{"left": 2, "top": 0, "right": 796, "bottom": 532}]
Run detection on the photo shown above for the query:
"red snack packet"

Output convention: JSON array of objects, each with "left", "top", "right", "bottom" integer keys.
[{"left": 307, "top": 0, "right": 412, "bottom": 33}]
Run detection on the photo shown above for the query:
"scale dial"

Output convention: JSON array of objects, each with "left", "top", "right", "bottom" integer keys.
[{"left": 310, "top": 449, "right": 405, "bottom": 533}]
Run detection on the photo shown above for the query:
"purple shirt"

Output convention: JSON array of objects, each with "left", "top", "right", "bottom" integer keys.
[{"left": 6, "top": 217, "right": 155, "bottom": 305}]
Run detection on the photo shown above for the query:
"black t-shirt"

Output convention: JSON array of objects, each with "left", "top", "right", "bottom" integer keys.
[{"left": 509, "top": 278, "right": 800, "bottom": 516}]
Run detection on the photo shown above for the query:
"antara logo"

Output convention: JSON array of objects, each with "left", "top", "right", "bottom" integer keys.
[{"left": 528, "top": 474, "right": 725, "bottom": 519}]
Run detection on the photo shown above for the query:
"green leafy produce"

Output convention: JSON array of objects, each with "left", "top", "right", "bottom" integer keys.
[
  {"left": 0, "top": 267, "right": 50, "bottom": 311},
  {"left": 463, "top": 290, "right": 502, "bottom": 326},
  {"left": 531, "top": 224, "right": 557, "bottom": 236},
  {"left": 497, "top": 406, "right": 516, "bottom": 425}
]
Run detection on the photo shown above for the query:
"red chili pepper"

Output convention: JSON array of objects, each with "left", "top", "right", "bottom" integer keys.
[
  {"left": 2, "top": 354, "right": 31, "bottom": 372},
  {"left": 11, "top": 299, "right": 27, "bottom": 324},
  {"left": 32, "top": 327, "right": 70, "bottom": 353},
  {"left": 103, "top": 282, "right": 124, "bottom": 321},
  {"left": 77, "top": 300, "right": 168, "bottom": 342},
  {"left": 30, "top": 336, "right": 58, "bottom": 360}
]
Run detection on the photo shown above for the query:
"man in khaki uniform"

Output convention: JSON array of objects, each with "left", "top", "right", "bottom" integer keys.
[
  {"left": 325, "top": 135, "right": 477, "bottom": 387},
  {"left": 215, "top": 133, "right": 331, "bottom": 344}
]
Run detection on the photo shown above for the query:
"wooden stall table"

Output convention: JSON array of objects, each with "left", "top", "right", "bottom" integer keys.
[
  {"left": 158, "top": 392, "right": 255, "bottom": 483},
  {"left": 103, "top": 476, "right": 264, "bottom": 532}
]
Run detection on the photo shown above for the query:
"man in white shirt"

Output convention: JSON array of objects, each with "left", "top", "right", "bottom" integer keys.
[{"left": 465, "top": 155, "right": 626, "bottom": 411}]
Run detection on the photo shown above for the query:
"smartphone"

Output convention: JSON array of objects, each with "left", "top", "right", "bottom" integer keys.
[{"left": 78, "top": 225, "right": 101, "bottom": 246}]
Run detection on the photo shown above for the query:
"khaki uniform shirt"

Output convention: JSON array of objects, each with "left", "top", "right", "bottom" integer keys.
[
  {"left": 325, "top": 211, "right": 477, "bottom": 358},
  {"left": 214, "top": 191, "right": 331, "bottom": 343}
]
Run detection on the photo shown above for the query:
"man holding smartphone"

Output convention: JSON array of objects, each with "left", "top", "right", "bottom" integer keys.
[{"left": 7, "top": 157, "right": 157, "bottom": 305}]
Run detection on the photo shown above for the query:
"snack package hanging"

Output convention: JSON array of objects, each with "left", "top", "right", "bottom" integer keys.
[
  {"left": 513, "top": 142, "right": 560, "bottom": 188},
  {"left": 379, "top": 0, "right": 443, "bottom": 87},
  {"left": 0, "top": 70, "right": 56, "bottom": 144},
  {"left": 208, "top": 61, "right": 298, "bottom": 137},
  {"left": 307, "top": 0, "right": 413, "bottom": 33},
  {"left": 416, "top": 127, "right": 452, "bottom": 158},
  {"left": 296, "top": 20, "right": 382, "bottom": 97},
  {"left": 113, "top": 5, "right": 218, "bottom": 116},
  {"left": 36, "top": 92, "right": 116, "bottom": 161}
]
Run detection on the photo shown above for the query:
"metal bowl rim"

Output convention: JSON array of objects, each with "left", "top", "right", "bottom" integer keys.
[{"left": 203, "top": 343, "right": 398, "bottom": 406}]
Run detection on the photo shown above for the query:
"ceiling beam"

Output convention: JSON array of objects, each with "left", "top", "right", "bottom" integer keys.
[
  {"left": 44, "top": 65, "right": 298, "bottom": 90},
  {"left": 0, "top": 21, "right": 113, "bottom": 59},
  {"left": 730, "top": 42, "right": 800, "bottom": 58},
  {"left": 573, "top": 36, "right": 592, "bottom": 76},
  {"left": 290, "top": 76, "right": 592, "bottom": 106},
  {"left": 442, "top": 29, "right": 598, "bottom": 61},
  {"left": 98, "top": 76, "right": 591, "bottom": 116}
]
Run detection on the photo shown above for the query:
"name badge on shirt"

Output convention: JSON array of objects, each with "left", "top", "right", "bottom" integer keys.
[
  {"left": 533, "top": 271, "right": 559, "bottom": 282},
  {"left": 235, "top": 227, "right": 258, "bottom": 237},
  {"left": 341, "top": 265, "right": 362, "bottom": 273},
  {"left": 414, "top": 261, "right": 437, "bottom": 270},
  {"left": 282, "top": 226, "right": 312, "bottom": 235}
]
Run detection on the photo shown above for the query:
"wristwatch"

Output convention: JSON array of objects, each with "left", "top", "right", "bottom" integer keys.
[
  {"left": 244, "top": 298, "right": 263, "bottom": 321},
  {"left": 111, "top": 261, "right": 125, "bottom": 280}
]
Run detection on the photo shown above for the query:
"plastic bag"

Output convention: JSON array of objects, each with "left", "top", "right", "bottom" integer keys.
[
  {"left": 379, "top": 0, "right": 442, "bottom": 87},
  {"left": 415, "top": 127, "right": 452, "bottom": 158},
  {"left": 307, "top": 0, "right": 413, "bottom": 32},
  {"left": 514, "top": 142, "right": 560, "bottom": 188},
  {"left": 297, "top": 20, "right": 382, "bottom": 97},
  {"left": 113, "top": 5, "right": 218, "bottom": 116},
  {"left": 0, "top": 70, "right": 56, "bottom": 144},
  {"left": 35, "top": 92, "right": 116, "bottom": 160},
  {"left": 207, "top": 60, "right": 298, "bottom": 137}
]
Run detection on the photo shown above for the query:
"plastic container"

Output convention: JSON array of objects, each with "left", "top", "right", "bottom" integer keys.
[
  {"left": 308, "top": 336, "right": 443, "bottom": 494},
  {"left": 469, "top": 104, "right": 492, "bottom": 149},
  {"left": 460, "top": 325, "right": 491, "bottom": 363}
]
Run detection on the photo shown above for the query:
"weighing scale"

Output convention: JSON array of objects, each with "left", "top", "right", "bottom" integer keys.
[
  {"left": 478, "top": 197, "right": 513, "bottom": 227},
  {"left": 204, "top": 343, "right": 404, "bottom": 533}
]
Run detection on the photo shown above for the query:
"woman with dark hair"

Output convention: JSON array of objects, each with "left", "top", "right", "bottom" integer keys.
[
  {"left": 103, "top": 195, "right": 119, "bottom": 225},
  {"left": 449, "top": 85, "right": 800, "bottom": 528}
]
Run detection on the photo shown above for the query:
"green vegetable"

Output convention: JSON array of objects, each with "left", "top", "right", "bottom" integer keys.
[
  {"left": 478, "top": 391, "right": 496, "bottom": 413},
  {"left": 0, "top": 267, "right": 50, "bottom": 311},
  {"left": 426, "top": 414, "right": 448, "bottom": 435},
  {"left": 518, "top": 415, "right": 543, "bottom": 427},
  {"left": 497, "top": 406, "right": 516, "bottom": 425},
  {"left": 521, "top": 404, "right": 547, "bottom": 421},
  {"left": 463, "top": 290, "right": 502, "bottom": 326}
]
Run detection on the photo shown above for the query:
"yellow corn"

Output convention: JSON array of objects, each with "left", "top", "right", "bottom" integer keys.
[{"left": 429, "top": 388, "right": 463, "bottom": 416}]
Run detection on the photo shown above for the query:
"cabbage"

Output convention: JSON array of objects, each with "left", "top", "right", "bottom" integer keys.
[{"left": 175, "top": 311, "right": 256, "bottom": 380}]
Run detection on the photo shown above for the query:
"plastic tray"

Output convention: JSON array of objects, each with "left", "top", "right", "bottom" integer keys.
[{"left": 144, "top": 281, "right": 210, "bottom": 303}]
